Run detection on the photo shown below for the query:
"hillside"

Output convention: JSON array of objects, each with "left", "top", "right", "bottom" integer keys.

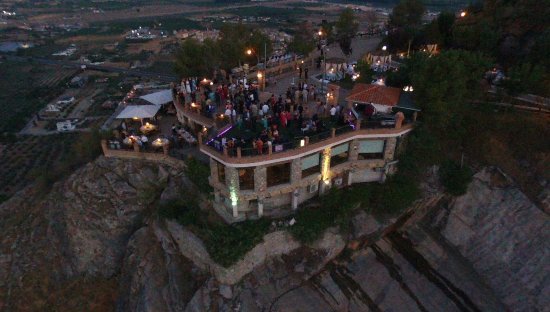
[{"left": 0, "top": 156, "right": 547, "bottom": 311}]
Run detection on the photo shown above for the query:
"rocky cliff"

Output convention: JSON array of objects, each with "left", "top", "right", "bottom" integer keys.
[{"left": 0, "top": 157, "right": 548, "bottom": 311}]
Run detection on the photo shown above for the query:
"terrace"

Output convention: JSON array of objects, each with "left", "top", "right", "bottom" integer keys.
[{"left": 199, "top": 111, "right": 415, "bottom": 165}]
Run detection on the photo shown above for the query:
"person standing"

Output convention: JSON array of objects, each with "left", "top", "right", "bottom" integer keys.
[{"left": 330, "top": 105, "right": 337, "bottom": 121}]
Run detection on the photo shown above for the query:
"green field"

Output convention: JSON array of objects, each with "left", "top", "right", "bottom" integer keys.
[{"left": 0, "top": 61, "right": 72, "bottom": 133}]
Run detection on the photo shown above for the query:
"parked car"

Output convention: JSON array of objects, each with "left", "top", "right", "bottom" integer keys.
[
  {"left": 57, "top": 96, "right": 75, "bottom": 105},
  {"left": 372, "top": 113, "right": 396, "bottom": 127}
]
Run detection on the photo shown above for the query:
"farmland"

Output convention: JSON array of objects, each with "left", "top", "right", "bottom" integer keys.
[{"left": 0, "top": 61, "right": 75, "bottom": 134}]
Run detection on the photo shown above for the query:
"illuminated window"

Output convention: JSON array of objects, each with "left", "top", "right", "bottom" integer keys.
[
  {"left": 267, "top": 162, "right": 291, "bottom": 187},
  {"left": 301, "top": 153, "right": 321, "bottom": 177},
  {"left": 330, "top": 143, "right": 349, "bottom": 167},
  {"left": 239, "top": 168, "right": 255, "bottom": 190},
  {"left": 357, "top": 140, "right": 385, "bottom": 160}
]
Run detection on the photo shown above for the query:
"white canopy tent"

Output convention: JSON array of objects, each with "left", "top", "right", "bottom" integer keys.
[
  {"left": 116, "top": 105, "right": 160, "bottom": 120},
  {"left": 140, "top": 89, "right": 173, "bottom": 106}
]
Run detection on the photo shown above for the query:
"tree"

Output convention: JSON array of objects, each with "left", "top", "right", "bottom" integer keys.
[
  {"left": 335, "top": 8, "right": 358, "bottom": 56},
  {"left": 389, "top": 0, "right": 425, "bottom": 29},
  {"left": 411, "top": 50, "right": 491, "bottom": 136},
  {"left": 502, "top": 62, "right": 546, "bottom": 96},
  {"left": 287, "top": 22, "right": 316, "bottom": 56},
  {"left": 175, "top": 38, "right": 218, "bottom": 78}
]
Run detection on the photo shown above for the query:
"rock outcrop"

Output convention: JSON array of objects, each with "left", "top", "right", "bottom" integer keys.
[
  {"left": 0, "top": 156, "right": 189, "bottom": 310},
  {"left": 430, "top": 167, "right": 550, "bottom": 311},
  {"left": 1, "top": 157, "right": 548, "bottom": 312}
]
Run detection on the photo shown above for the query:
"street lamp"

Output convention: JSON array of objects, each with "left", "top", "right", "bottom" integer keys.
[
  {"left": 318, "top": 30, "right": 328, "bottom": 105},
  {"left": 382, "top": 45, "right": 387, "bottom": 51},
  {"left": 245, "top": 46, "right": 266, "bottom": 91}
]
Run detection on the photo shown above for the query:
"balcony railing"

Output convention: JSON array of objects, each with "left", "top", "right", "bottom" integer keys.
[{"left": 200, "top": 112, "right": 415, "bottom": 162}]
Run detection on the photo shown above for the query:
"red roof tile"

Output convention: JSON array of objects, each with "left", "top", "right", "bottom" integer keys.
[{"left": 346, "top": 83, "right": 401, "bottom": 106}]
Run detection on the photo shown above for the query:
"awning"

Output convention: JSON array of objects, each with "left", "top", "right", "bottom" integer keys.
[
  {"left": 116, "top": 105, "right": 160, "bottom": 119},
  {"left": 395, "top": 92, "right": 420, "bottom": 111},
  {"left": 140, "top": 89, "right": 173, "bottom": 106}
]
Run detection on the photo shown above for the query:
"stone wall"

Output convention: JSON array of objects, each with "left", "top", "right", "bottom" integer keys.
[{"left": 162, "top": 220, "right": 345, "bottom": 285}]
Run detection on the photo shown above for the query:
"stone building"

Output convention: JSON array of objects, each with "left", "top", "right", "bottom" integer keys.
[{"left": 198, "top": 116, "right": 414, "bottom": 223}]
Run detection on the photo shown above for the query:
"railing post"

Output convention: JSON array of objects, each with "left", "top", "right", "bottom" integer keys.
[
  {"left": 355, "top": 119, "right": 361, "bottom": 130},
  {"left": 268, "top": 141, "right": 272, "bottom": 155},
  {"left": 162, "top": 143, "right": 169, "bottom": 155},
  {"left": 305, "top": 136, "right": 309, "bottom": 146},
  {"left": 198, "top": 132, "right": 203, "bottom": 147},
  {"left": 237, "top": 147, "right": 242, "bottom": 158},
  {"left": 395, "top": 112, "right": 405, "bottom": 129},
  {"left": 223, "top": 146, "right": 228, "bottom": 156},
  {"left": 133, "top": 142, "right": 140, "bottom": 153},
  {"left": 331, "top": 128, "right": 336, "bottom": 138},
  {"left": 101, "top": 140, "right": 108, "bottom": 155},
  {"left": 412, "top": 111, "right": 418, "bottom": 122}
]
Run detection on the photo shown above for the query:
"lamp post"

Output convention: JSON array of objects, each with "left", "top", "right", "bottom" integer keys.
[
  {"left": 246, "top": 44, "right": 267, "bottom": 91},
  {"left": 318, "top": 30, "right": 327, "bottom": 105}
]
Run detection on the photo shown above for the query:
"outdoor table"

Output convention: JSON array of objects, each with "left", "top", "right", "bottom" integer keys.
[
  {"left": 152, "top": 138, "right": 169, "bottom": 148},
  {"left": 178, "top": 129, "right": 196, "bottom": 144},
  {"left": 140, "top": 123, "right": 157, "bottom": 134},
  {"left": 123, "top": 135, "right": 140, "bottom": 146}
]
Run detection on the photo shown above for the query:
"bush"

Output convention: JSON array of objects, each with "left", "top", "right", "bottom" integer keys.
[
  {"left": 157, "top": 197, "right": 271, "bottom": 267},
  {"left": 158, "top": 199, "right": 201, "bottom": 226},
  {"left": 440, "top": 160, "right": 473, "bottom": 196},
  {"left": 185, "top": 157, "right": 212, "bottom": 194},
  {"left": 367, "top": 174, "right": 420, "bottom": 218},
  {"left": 290, "top": 188, "right": 361, "bottom": 243},
  {"left": 205, "top": 219, "right": 271, "bottom": 267}
]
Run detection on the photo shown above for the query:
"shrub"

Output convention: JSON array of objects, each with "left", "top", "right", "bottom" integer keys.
[
  {"left": 185, "top": 157, "right": 212, "bottom": 194},
  {"left": 157, "top": 197, "right": 271, "bottom": 267},
  {"left": 290, "top": 188, "right": 362, "bottom": 244},
  {"left": 367, "top": 174, "right": 420, "bottom": 218},
  {"left": 204, "top": 219, "right": 271, "bottom": 267},
  {"left": 158, "top": 199, "right": 201, "bottom": 226},
  {"left": 440, "top": 160, "right": 473, "bottom": 196}
]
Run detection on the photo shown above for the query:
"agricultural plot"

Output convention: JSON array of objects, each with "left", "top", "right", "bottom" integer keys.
[
  {"left": 36, "top": 68, "right": 77, "bottom": 88},
  {"left": 0, "top": 135, "right": 73, "bottom": 199},
  {"left": 0, "top": 61, "right": 72, "bottom": 133}
]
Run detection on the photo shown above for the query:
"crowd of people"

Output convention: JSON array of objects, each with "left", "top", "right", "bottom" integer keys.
[{"left": 172, "top": 75, "right": 356, "bottom": 156}]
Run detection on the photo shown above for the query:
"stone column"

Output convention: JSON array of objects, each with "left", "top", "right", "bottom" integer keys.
[
  {"left": 384, "top": 137, "right": 397, "bottom": 161},
  {"left": 254, "top": 166, "right": 267, "bottom": 217},
  {"left": 225, "top": 166, "right": 240, "bottom": 218},
  {"left": 258, "top": 200, "right": 264, "bottom": 218},
  {"left": 292, "top": 189, "right": 299, "bottom": 210},
  {"left": 290, "top": 158, "right": 302, "bottom": 185},
  {"left": 209, "top": 158, "right": 219, "bottom": 184},
  {"left": 254, "top": 166, "right": 267, "bottom": 193},
  {"left": 348, "top": 139, "right": 359, "bottom": 161}
]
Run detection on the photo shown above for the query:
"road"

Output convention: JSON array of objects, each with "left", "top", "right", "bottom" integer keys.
[{"left": 3, "top": 55, "right": 178, "bottom": 82}]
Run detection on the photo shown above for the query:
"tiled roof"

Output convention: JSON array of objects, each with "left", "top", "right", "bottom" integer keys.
[{"left": 346, "top": 83, "right": 401, "bottom": 106}]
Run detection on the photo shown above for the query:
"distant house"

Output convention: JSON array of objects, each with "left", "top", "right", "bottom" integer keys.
[{"left": 346, "top": 83, "right": 402, "bottom": 114}]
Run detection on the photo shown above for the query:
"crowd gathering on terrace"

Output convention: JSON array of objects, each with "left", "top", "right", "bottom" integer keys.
[{"left": 173, "top": 74, "right": 360, "bottom": 157}]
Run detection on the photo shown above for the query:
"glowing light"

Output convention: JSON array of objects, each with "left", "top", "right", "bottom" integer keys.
[
  {"left": 460, "top": 11, "right": 467, "bottom": 17},
  {"left": 257, "top": 72, "right": 263, "bottom": 78},
  {"left": 382, "top": 45, "right": 387, "bottom": 51},
  {"left": 246, "top": 49, "right": 252, "bottom": 55},
  {"left": 300, "top": 139, "right": 305, "bottom": 147},
  {"left": 321, "top": 148, "right": 331, "bottom": 182},
  {"left": 318, "top": 30, "right": 323, "bottom": 36}
]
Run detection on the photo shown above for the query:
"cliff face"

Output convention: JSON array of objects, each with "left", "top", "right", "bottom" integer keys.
[
  {"left": 0, "top": 156, "right": 548, "bottom": 311},
  {"left": 0, "top": 156, "right": 190, "bottom": 310},
  {"left": 430, "top": 167, "right": 550, "bottom": 311}
]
